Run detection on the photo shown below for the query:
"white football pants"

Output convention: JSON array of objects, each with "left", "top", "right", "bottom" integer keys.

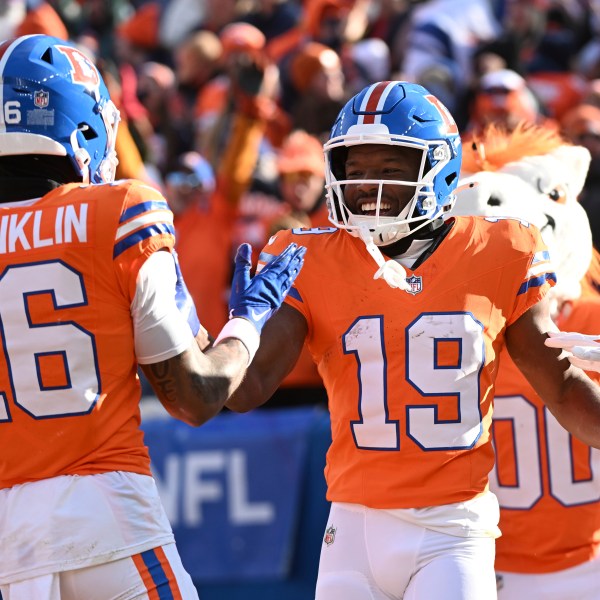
[
  {"left": 315, "top": 502, "right": 497, "bottom": 600},
  {"left": 0, "top": 543, "right": 198, "bottom": 600}
]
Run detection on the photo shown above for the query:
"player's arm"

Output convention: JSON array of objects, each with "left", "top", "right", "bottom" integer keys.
[
  {"left": 225, "top": 302, "right": 308, "bottom": 412},
  {"left": 141, "top": 330, "right": 255, "bottom": 426},
  {"left": 139, "top": 243, "right": 305, "bottom": 426},
  {"left": 506, "top": 294, "right": 600, "bottom": 448}
]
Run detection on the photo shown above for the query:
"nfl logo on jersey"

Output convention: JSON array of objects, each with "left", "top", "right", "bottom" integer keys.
[
  {"left": 324, "top": 525, "right": 336, "bottom": 546},
  {"left": 405, "top": 274, "right": 423, "bottom": 295},
  {"left": 34, "top": 90, "right": 49, "bottom": 108}
]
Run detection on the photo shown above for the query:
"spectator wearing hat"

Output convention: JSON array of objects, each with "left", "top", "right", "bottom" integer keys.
[
  {"left": 561, "top": 104, "right": 600, "bottom": 250},
  {"left": 270, "top": 130, "right": 330, "bottom": 405},
  {"left": 273, "top": 129, "right": 330, "bottom": 227},
  {"left": 231, "top": 130, "right": 330, "bottom": 407},
  {"left": 466, "top": 68, "right": 552, "bottom": 134},
  {"left": 229, "top": 129, "right": 329, "bottom": 266},
  {"left": 287, "top": 42, "right": 348, "bottom": 142}
]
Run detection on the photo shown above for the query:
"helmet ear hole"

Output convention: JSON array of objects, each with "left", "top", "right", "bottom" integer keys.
[{"left": 78, "top": 124, "right": 98, "bottom": 141}]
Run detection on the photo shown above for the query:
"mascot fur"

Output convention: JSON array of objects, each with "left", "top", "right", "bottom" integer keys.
[{"left": 454, "top": 124, "right": 600, "bottom": 368}]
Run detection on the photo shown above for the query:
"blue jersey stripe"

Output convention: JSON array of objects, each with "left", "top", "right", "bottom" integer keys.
[
  {"left": 119, "top": 200, "right": 170, "bottom": 223},
  {"left": 139, "top": 549, "right": 175, "bottom": 600},
  {"left": 288, "top": 287, "right": 303, "bottom": 302},
  {"left": 517, "top": 272, "right": 557, "bottom": 296},
  {"left": 113, "top": 223, "right": 175, "bottom": 258}
]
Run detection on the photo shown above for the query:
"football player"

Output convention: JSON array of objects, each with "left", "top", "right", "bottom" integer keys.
[
  {"left": 0, "top": 35, "right": 304, "bottom": 600},
  {"left": 226, "top": 80, "right": 600, "bottom": 599}
]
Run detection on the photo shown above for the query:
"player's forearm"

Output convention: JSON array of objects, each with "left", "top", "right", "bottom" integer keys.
[
  {"left": 544, "top": 370, "right": 600, "bottom": 449},
  {"left": 226, "top": 369, "right": 273, "bottom": 412},
  {"left": 142, "top": 339, "right": 250, "bottom": 426},
  {"left": 226, "top": 307, "right": 307, "bottom": 412}
]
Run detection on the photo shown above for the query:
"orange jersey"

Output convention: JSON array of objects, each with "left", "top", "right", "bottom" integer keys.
[
  {"left": 260, "top": 216, "right": 555, "bottom": 508},
  {"left": 0, "top": 180, "right": 176, "bottom": 489},
  {"left": 493, "top": 295, "right": 600, "bottom": 574}
]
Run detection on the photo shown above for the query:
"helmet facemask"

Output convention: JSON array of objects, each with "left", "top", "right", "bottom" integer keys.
[
  {"left": 70, "top": 94, "right": 120, "bottom": 184},
  {"left": 325, "top": 133, "right": 456, "bottom": 246}
]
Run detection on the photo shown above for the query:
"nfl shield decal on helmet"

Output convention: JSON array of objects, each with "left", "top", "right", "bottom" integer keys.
[
  {"left": 34, "top": 90, "right": 49, "bottom": 108},
  {"left": 405, "top": 274, "right": 423, "bottom": 295},
  {"left": 324, "top": 525, "right": 336, "bottom": 546}
]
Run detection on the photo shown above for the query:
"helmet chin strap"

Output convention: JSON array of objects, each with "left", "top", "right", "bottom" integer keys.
[{"left": 358, "top": 225, "right": 411, "bottom": 291}]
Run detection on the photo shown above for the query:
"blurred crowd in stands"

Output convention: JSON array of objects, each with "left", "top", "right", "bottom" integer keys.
[{"left": 10, "top": 0, "right": 600, "bottom": 406}]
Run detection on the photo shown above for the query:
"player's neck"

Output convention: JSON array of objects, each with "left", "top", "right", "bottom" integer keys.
[{"left": 380, "top": 218, "right": 450, "bottom": 261}]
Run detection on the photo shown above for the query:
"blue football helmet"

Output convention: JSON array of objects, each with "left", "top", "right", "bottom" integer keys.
[
  {"left": 0, "top": 35, "right": 120, "bottom": 184},
  {"left": 324, "top": 81, "right": 462, "bottom": 245}
]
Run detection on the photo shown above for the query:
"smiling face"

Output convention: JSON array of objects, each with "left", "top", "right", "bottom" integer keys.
[{"left": 343, "top": 144, "right": 423, "bottom": 218}]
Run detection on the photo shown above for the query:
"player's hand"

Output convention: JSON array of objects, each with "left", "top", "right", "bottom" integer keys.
[
  {"left": 229, "top": 242, "right": 306, "bottom": 333},
  {"left": 545, "top": 331, "right": 600, "bottom": 372}
]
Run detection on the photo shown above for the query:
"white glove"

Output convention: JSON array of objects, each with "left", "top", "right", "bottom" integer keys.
[{"left": 544, "top": 331, "right": 600, "bottom": 372}]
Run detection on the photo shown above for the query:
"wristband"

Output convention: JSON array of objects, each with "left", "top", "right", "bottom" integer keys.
[{"left": 214, "top": 317, "right": 260, "bottom": 365}]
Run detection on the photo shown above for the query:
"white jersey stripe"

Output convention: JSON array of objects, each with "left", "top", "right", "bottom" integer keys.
[{"left": 115, "top": 210, "right": 174, "bottom": 241}]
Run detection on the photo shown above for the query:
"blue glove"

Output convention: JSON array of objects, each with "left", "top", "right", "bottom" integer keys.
[{"left": 229, "top": 242, "right": 306, "bottom": 333}]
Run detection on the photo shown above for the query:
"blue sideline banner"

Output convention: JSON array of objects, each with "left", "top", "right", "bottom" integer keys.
[{"left": 142, "top": 407, "right": 319, "bottom": 582}]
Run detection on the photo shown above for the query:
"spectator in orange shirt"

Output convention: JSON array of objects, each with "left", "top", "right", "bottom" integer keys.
[
  {"left": 466, "top": 68, "right": 553, "bottom": 135},
  {"left": 287, "top": 42, "right": 348, "bottom": 142},
  {"left": 231, "top": 129, "right": 331, "bottom": 407},
  {"left": 268, "top": 130, "right": 329, "bottom": 406},
  {"left": 174, "top": 44, "right": 282, "bottom": 337},
  {"left": 194, "top": 22, "right": 290, "bottom": 164},
  {"left": 272, "top": 129, "right": 330, "bottom": 230},
  {"left": 167, "top": 151, "right": 234, "bottom": 339}
]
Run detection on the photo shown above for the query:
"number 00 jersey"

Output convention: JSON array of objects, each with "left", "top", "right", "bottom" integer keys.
[
  {"left": 0, "top": 180, "right": 175, "bottom": 489},
  {"left": 260, "top": 216, "right": 555, "bottom": 509},
  {"left": 492, "top": 296, "right": 600, "bottom": 574}
]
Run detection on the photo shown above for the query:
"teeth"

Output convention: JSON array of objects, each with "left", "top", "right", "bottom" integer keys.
[{"left": 361, "top": 202, "right": 391, "bottom": 213}]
